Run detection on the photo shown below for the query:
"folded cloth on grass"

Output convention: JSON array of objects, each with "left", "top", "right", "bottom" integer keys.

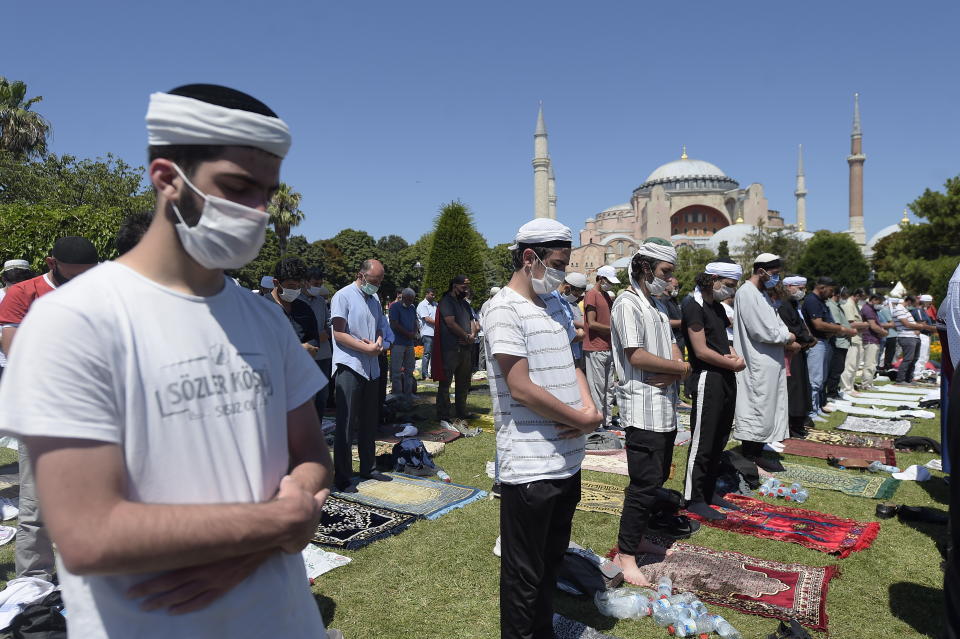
[
  {"left": 335, "top": 472, "right": 486, "bottom": 520},
  {"left": 301, "top": 544, "right": 351, "bottom": 580},
  {"left": 775, "top": 463, "right": 900, "bottom": 499},
  {"left": 685, "top": 494, "right": 879, "bottom": 558},
  {"left": 804, "top": 430, "right": 895, "bottom": 449},
  {"left": 313, "top": 496, "right": 416, "bottom": 550},
  {"left": 0, "top": 526, "right": 14, "bottom": 547},
  {"left": 552, "top": 614, "right": 623, "bottom": 639},
  {"left": 837, "top": 416, "right": 912, "bottom": 436},
  {"left": 851, "top": 391, "right": 935, "bottom": 402},
  {"left": 610, "top": 543, "right": 838, "bottom": 631},
  {"left": 781, "top": 438, "right": 897, "bottom": 466},
  {"left": 0, "top": 577, "right": 56, "bottom": 630},
  {"left": 841, "top": 396, "right": 919, "bottom": 408},
  {"left": 831, "top": 402, "right": 934, "bottom": 420}
]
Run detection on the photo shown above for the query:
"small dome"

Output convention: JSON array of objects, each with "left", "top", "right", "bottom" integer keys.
[
  {"left": 645, "top": 158, "right": 727, "bottom": 184},
  {"left": 868, "top": 224, "right": 902, "bottom": 250},
  {"left": 601, "top": 203, "right": 632, "bottom": 213},
  {"left": 704, "top": 223, "right": 756, "bottom": 254},
  {"left": 611, "top": 256, "right": 632, "bottom": 270}
]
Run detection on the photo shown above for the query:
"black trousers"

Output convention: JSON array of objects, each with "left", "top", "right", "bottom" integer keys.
[
  {"left": 500, "top": 472, "right": 581, "bottom": 639},
  {"left": 897, "top": 337, "right": 920, "bottom": 383},
  {"left": 314, "top": 358, "right": 332, "bottom": 416},
  {"left": 617, "top": 428, "right": 677, "bottom": 555},
  {"left": 437, "top": 345, "right": 472, "bottom": 419},
  {"left": 683, "top": 370, "right": 736, "bottom": 503},
  {"left": 825, "top": 346, "right": 847, "bottom": 397},
  {"left": 334, "top": 365, "right": 378, "bottom": 487},
  {"left": 883, "top": 337, "right": 898, "bottom": 369}
]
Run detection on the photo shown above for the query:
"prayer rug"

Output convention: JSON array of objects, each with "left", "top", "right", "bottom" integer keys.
[
  {"left": 842, "top": 396, "right": 919, "bottom": 408},
  {"left": 837, "top": 416, "right": 912, "bottom": 436},
  {"left": 582, "top": 451, "right": 629, "bottom": 477},
  {"left": 313, "top": 497, "right": 416, "bottom": 550},
  {"left": 335, "top": 473, "right": 486, "bottom": 520},
  {"left": 626, "top": 543, "right": 838, "bottom": 630},
  {"left": 685, "top": 494, "right": 879, "bottom": 558},
  {"left": 851, "top": 391, "right": 934, "bottom": 401},
  {"left": 803, "top": 430, "right": 894, "bottom": 449},
  {"left": 552, "top": 614, "right": 622, "bottom": 639},
  {"left": 886, "top": 385, "right": 937, "bottom": 395},
  {"left": 775, "top": 463, "right": 900, "bottom": 500},
  {"left": 577, "top": 480, "right": 626, "bottom": 516},
  {"left": 781, "top": 438, "right": 897, "bottom": 466},
  {"left": 831, "top": 402, "right": 934, "bottom": 420}
]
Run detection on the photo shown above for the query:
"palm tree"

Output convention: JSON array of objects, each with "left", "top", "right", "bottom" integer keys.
[
  {"left": 0, "top": 77, "right": 51, "bottom": 159},
  {"left": 268, "top": 182, "right": 304, "bottom": 257}
]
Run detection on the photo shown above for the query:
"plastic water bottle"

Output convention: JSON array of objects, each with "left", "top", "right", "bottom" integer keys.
[
  {"left": 670, "top": 617, "right": 700, "bottom": 637},
  {"left": 657, "top": 575, "right": 673, "bottom": 598},
  {"left": 868, "top": 461, "right": 901, "bottom": 473},
  {"left": 794, "top": 489, "right": 809, "bottom": 503},
  {"left": 716, "top": 618, "right": 743, "bottom": 639},
  {"left": 668, "top": 592, "right": 697, "bottom": 606},
  {"left": 696, "top": 614, "right": 723, "bottom": 632},
  {"left": 690, "top": 599, "right": 708, "bottom": 617},
  {"left": 789, "top": 482, "right": 802, "bottom": 494},
  {"left": 636, "top": 588, "right": 658, "bottom": 604},
  {"left": 593, "top": 588, "right": 650, "bottom": 619},
  {"left": 652, "top": 604, "right": 678, "bottom": 627},
  {"left": 436, "top": 469, "right": 451, "bottom": 483}
]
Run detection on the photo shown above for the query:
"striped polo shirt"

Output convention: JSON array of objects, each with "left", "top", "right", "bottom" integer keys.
[
  {"left": 482, "top": 287, "right": 584, "bottom": 484},
  {"left": 610, "top": 288, "right": 678, "bottom": 433}
]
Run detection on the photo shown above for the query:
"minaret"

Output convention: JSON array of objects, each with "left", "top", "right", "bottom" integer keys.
[
  {"left": 795, "top": 144, "right": 807, "bottom": 231},
  {"left": 533, "top": 103, "right": 551, "bottom": 219},
  {"left": 547, "top": 163, "right": 557, "bottom": 220},
  {"left": 847, "top": 93, "right": 866, "bottom": 246}
]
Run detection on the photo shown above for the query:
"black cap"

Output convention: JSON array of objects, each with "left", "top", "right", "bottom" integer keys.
[{"left": 52, "top": 236, "right": 99, "bottom": 265}]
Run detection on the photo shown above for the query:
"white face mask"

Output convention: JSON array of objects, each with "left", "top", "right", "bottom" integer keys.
[
  {"left": 306, "top": 286, "right": 322, "bottom": 297},
  {"left": 169, "top": 164, "right": 268, "bottom": 270},
  {"left": 562, "top": 293, "right": 580, "bottom": 305},
  {"left": 599, "top": 280, "right": 613, "bottom": 292},
  {"left": 531, "top": 254, "right": 565, "bottom": 295},
  {"left": 646, "top": 274, "right": 668, "bottom": 297},
  {"left": 792, "top": 289, "right": 805, "bottom": 301},
  {"left": 279, "top": 287, "right": 301, "bottom": 302}
]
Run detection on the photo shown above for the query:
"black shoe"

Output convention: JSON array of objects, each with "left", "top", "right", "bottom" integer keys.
[
  {"left": 491, "top": 483, "right": 502, "bottom": 499},
  {"left": 750, "top": 455, "right": 785, "bottom": 473},
  {"left": 647, "top": 514, "right": 701, "bottom": 539},
  {"left": 686, "top": 501, "right": 727, "bottom": 520},
  {"left": 337, "top": 482, "right": 359, "bottom": 494},
  {"left": 710, "top": 495, "right": 741, "bottom": 511},
  {"left": 361, "top": 471, "right": 393, "bottom": 482},
  {"left": 897, "top": 505, "right": 948, "bottom": 524}
]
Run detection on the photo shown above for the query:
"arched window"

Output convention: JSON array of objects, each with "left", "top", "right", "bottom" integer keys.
[{"left": 617, "top": 241, "right": 625, "bottom": 257}]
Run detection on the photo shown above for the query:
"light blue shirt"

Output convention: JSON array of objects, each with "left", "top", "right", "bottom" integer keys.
[
  {"left": 550, "top": 290, "right": 582, "bottom": 359},
  {"left": 331, "top": 283, "right": 392, "bottom": 380},
  {"left": 878, "top": 306, "right": 897, "bottom": 338}
]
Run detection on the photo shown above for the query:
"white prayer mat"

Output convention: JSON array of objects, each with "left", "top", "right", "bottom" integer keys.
[
  {"left": 851, "top": 391, "right": 931, "bottom": 402},
  {"left": 884, "top": 385, "right": 938, "bottom": 395},
  {"left": 843, "top": 397, "right": 919, "bottom": 408},
  {"left": 301, "top": 544, "right": 352, "bottom": 580},
  {"left": 837, "top": 416, "right": 912, "bottom": 436},
  {"left": 832, "top": 402, "right": 935, "bottom": 420}
]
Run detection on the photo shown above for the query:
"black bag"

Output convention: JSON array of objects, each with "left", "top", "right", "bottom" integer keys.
[
  {"left": 556, "top": 542, "right": 623, "bottom": 596},
  {"left": 894, "top": 436, "right": 942, "bottom": 454},
  {"left": 9, "top": 590, "right": 66, "bottom": 639}
]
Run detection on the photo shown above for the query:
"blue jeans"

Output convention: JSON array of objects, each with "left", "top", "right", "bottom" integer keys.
[
  {"left": 420, "top": 335, "right": 433, "bottom": 378},
  {"left": 806, "top": 339, "right": 833, "bottom": 418}
]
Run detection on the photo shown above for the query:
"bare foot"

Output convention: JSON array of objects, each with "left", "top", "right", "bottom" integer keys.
[
  {"left": 613, "top": 552, "right": 653, "bottom": 587},
  {"left": 636, "top": 536, "right": 676, "bottom": 557}
]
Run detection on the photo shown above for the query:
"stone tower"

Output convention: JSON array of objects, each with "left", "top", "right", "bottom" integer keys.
[
  {"left": 847, "top": 93, "right": 866, "bottom": 246},
  {"left": 533, "top": 103, "right": 553, "bottom": 219},
  {"left": 795, "top": 144, "right": 807, "bottom": 231}
]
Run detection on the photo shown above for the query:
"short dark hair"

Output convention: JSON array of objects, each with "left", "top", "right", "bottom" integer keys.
[
  {"left": 305, "top": 265, "right": 324, "bottom": 281},
  {"left": 424, "top": 287, "right": 435, "bottom": 295},
  {"left": 904, "top": 295, "right": 917, "bottom": 304},
  {"left": 815, "top": 276, "right": 835, "bottom": 287},
  {"left": 115, "top": 210, "right": 155, "bottom": 256},
  {"left": 851, "top": 288, "right": 865, "bottom": 297},
  {"left": 511, "top": 244, "right": 561, "bottom": 271},
  {"left": 1, "top": 267, "right": 36, "bottom": 286},
  {"left": 695, "top": 271, "right": 717, "bottom": 289},
  {"left": 274, "top": 257, "right": 306, "bottom": 282},
  {"left": 631, "top": 254, "right": 661, "bottom": 284},
  {"left": 869, "top": 294, "right": 883, "bottom": 302},
  {"left": 147, "top": 84, "right": 281, "bottom": 176}
]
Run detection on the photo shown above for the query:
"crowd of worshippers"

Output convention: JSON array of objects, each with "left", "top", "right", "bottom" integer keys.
[{"left": 0, "top": 82, "right": 950, "bottom": 639}]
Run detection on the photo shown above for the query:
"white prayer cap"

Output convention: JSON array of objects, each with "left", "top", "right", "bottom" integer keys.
[
  {"left": 596, "top": 265, "right": 621, "bottom": 284},
  {"left": 146, "top": 91, "right": 292, "bottom": 158},
  {"left": 2, "top": 259, "right": 29, "bottom": 273},
  {"left": 260, "top": 275, "right": 275, "bottom": 289},
  {"left": 783, "top": 276, "right": 807, "bottom": 286},
  {"left": 753, "top": 252, "right": 781, "bottom": 265},
  {"left": 892, "top": 464, "right": 931, "bottom": 481},
  {"left": 508, "top": 218, "right": 573, "bottom": 250},
  {"left": 887, "top": 297, "right": 902, "bottom": 304},
  {"left": 705, "top": 262, "right": 743, "bottom": 280},
  {"left": 920, "top": 294, "right": 934, "bottom": 302},
  {"left": 490, "top": 286, "right": 501, "bottom": 295},
  {"left": 635, "top": 239, "right": 677, "bottom": 265},
  {"left": 565, "top": 272, "right": 588, "bottom": 289}
]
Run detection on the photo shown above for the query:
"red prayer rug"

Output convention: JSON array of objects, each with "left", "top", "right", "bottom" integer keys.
[
  {"left": 685, "top": 494, "right": 879, "bottom": 558},
  {"left": 781, "top": 438, "right": 897, "bottom": 466},
  {"left": 609, "top": 543, "right": 838, "bottom": 630}
]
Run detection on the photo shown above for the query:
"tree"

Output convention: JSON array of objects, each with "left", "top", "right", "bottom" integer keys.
[
  {"left": 739, "top": 220, "right": 807, "bottom": 274},
  {"left": 0, "top": 78, "right": 51, "bottom": 159},
  {"left": 794, "top": 230, "right": 870, "bottom": 287},
  {"left": 673, "top": 246, "right": 715, "bottom": 296},
  {"left": 717, "top": 240, "right": 731, "bottom": 260},
  {"left": 331, "top": 229, "right": 377, "bottom": 276},
  {"left": 267, "top": 182, "right": 304, "bottom": 257},
  {"left": 423, "top": 201, "right": 488, "bottom": 306},
  {"left": 873, "top": 176, "right": 960, "bottom": 302},
  {"left": 376, "top": 234, "right": 410, "bottom": 300},
  {"left": 484, "top": 243, "right": 514, "bottom": 291}
]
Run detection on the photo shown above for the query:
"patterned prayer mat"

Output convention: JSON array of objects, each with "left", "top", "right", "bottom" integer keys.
[
  {"left": 803, "top": 430, "right": 895, "bottom": 449},
  {"left": 775, "top": 463, "right": 900, "bottom": 500},
  {"left": 577, "top": 480, "right": 626, "bottom": 516},
  {"left": 553, "top": 614, "right": 622, "bottom": 639},
  {"left": 335, "top": 473, "right": 486, "bottom": 520},
  {"left": 837, "top": 416, "right": 912, "bottom": 436},
  {"left": 781, "top": 438, "right": 897, "bottom": 466},
  {"left": 685, "top": 494, "right": 879, "bottom": 558},
  {"left": 582, "top": 451, "right": 629, "bottom": 477},
  {"left": 629, "top": 543, "right": 838, "bottom": 630},
  {"left": 313, "top": 497, "right": 416, "bottom": 550}
]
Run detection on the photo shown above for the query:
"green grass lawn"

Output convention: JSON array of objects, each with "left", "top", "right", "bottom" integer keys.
[{"left": 0, "top": 380, "right": 946, "bottom": 639}]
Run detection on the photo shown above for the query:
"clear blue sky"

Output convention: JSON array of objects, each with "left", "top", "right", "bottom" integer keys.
[{"left": 7, "top": 1, "right": 959, "bottom": 247}]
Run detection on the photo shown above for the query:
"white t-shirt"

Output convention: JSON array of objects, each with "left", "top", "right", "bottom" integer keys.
[
  {"left": 482, "top": 287, "right": 584, "bottom": 484},
  {"left": 0, "top": 261, "right": 327, "bottom": 639},
  {"left": 417, "top": 299, "right": 437, "bottom": 337}
]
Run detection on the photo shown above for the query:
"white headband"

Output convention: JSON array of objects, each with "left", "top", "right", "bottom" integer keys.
[
  {"left": 705, "top": 262, "right": 742, "bottom": 280},
  {"left": 636, "top": 242, "right": 677, "bottom": 264},
  {"left": 146, "top": 92, "right": 291, "bottom": 158}
]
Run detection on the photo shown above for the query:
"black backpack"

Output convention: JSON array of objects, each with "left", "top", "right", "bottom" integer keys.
[{"left": 9, "top": 590, "right": 66, "bottom": 639}]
